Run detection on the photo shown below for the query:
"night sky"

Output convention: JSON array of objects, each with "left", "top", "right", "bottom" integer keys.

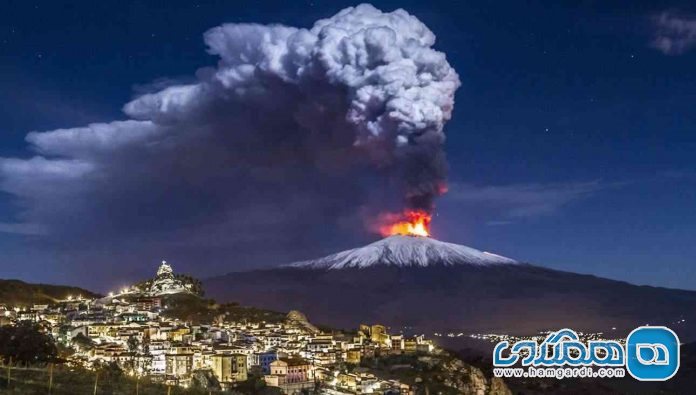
[{"left": 1, "top": 0, "right": 695, "bottom": 292}]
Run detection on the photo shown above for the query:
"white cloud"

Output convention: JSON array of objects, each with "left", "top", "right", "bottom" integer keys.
[
  {"left": 26, "top": 120, "right": 161, "bottom": 157},
  {"left": 651, "top": 11, "right": 696, "bottom": 55},
  {"left": 0, "top": 222, "right": 48, "bottom": 236},
  {"left": 444, "top": 181, "right": 609, "bottom": 222}
]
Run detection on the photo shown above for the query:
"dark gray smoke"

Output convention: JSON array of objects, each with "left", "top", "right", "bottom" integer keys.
[
  {"left": 0, "top": 4, "right": 459, "bottom": 280},
  {"left": 122, "top": 3, "right": 460, "bottom": 211}
]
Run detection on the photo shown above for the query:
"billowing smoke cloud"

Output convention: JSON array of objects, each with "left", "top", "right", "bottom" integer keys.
[{"left": 0, "top": 4, "right": 459, "bottom": 281}]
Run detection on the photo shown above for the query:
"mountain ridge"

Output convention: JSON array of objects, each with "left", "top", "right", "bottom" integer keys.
[
  {"left": 205, "top": 236, "right": 696, "bottom": 342},
  {"left": 0, "top": 279, "right": 100, "bottom": 306}
]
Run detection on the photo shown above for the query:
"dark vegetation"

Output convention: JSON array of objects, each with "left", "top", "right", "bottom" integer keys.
[
  {"left": 160, "top": 294, "right": 286, "bottom": 325},
  {"left": 0, "top": 321, "right": 57, "bottom": 364},
  {"left": 0, "top": 362, "right": 260, "bottom": 394},
  {"left": 174, "top": 274, "right": 204, "bottom": 296},
  {"left": 359, "top": 352, "right": 487, "bottom": 395},
  {"left": 0, "top": 360, "right": 292, "bottom": 394}
]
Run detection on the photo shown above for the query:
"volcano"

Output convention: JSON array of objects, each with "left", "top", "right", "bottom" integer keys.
[
  {"left": 205, "top": 236, "right": 696, "bottom": 341},
  {"left": 289, "top": 235, "right": 517, "bottom": 269}
]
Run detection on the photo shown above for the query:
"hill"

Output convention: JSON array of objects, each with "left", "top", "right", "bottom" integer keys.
[
  {"left": 157, "top": 293, "right": 286, "bottom": 325},
  {"left": 0, "top": 279, "right": 99, "bottom": 306}
]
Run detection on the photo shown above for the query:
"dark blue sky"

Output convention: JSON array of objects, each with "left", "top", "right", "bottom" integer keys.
[{"left": 0, "top": 0, "right": 695, "bottom": 291}]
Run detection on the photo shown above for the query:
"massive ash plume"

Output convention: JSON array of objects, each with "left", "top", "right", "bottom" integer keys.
[
  {"left": 0, "top": 4, "right": 459, "bottom": 280},
  {"left": 123, "top": 3, "right": 460, "bottom": 209}
]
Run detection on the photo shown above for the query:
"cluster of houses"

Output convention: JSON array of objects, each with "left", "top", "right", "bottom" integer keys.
[{"left": 0, "top": 262, "right": 437, "bottom": 394}]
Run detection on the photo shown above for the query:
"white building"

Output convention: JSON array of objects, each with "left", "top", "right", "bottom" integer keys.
[{"left": 148, "top": 261, "right": 190, "bottom": 295}]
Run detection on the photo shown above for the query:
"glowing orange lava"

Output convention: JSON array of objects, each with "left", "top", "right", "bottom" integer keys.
[{"left": 379, "top": 210, "right": 431, "bottom": 237}]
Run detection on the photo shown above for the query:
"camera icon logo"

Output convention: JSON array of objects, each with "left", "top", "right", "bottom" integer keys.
[{"left": 626, "top": 326, "right": 680, "bottom": 381}]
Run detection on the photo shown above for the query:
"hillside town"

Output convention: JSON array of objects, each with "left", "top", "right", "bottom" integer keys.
[{"left": 0, "top": 262, "right": 478, "bottom": 395}]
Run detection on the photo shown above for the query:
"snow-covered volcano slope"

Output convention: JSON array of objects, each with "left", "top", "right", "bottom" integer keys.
[{"left": 289, "top": 235, "right": 518, "bottom": 269}]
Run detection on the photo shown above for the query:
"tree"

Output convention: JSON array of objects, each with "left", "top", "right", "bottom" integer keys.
[
  {"left": 127, "top": 335, "right": 139, "bottom": 353},
  {"left": 93, "top": 361, "right": 128, "bottom": 394},
  {"left": 72, "top": 333, "right": 95, "bottom": 350},
  {"left": 174, "top": 274, "right": 204, "bottom": 296},
  {"left": 0, "top": 320, "right": 58, "bottom": 364},
  {"left": 126, "top": 335, "right": 140, "bottom": 373}
]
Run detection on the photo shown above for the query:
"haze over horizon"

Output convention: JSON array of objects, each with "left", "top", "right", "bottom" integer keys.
[{"left": 0, "top": 0, "right": 695, "bottom": 292}]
